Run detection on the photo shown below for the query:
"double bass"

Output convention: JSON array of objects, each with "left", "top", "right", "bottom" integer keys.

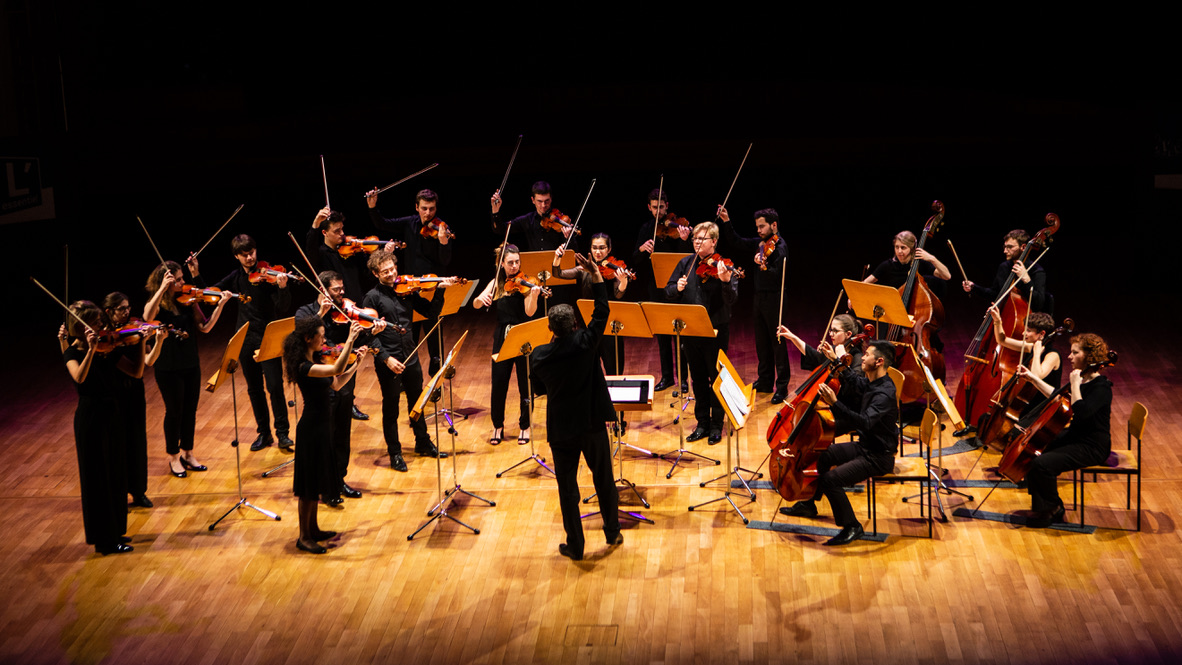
[
  {"left": 954, "top": 214, "right": 1061, "bottom": 433},
  {"left": 767, "top": 354, "right": 853, "bottom": 501},
  {"left": 887, "top": 200, "right": 946, "bottom": 403}
]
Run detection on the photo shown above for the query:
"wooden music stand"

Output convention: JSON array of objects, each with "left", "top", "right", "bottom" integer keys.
[
  {"left": 576, "top": 299, "right": 655, "bottom": 456},
  {"left": 842, "top": 279, "right": 914, "bottom": 336},
  {"left": 423, "top": 280, "right": 481, "bottom": 424},
  {"left": 689, "top": 350, "right": 757, "bottom": 523},
  {"left": 640, "top": 302, "right": 721, "bottom": 478},
  {"left": 493, "top": 317, "right": 556, "bottom": 478},
  {"left": 519, "top": 250, "right": 576, "bottom": 286},
  {"left": 580, "top": 374, "right": 656, "bottom": 525},
  {"left": 650, "top": 252, "right": 691, "bottom": 290}
]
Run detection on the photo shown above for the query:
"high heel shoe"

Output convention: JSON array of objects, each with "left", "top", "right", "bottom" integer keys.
[
  {"left": 180, "top": 457, "right": 208, "bottom": 472},
  {"left": 296, "top": 539, "right": 327, "bottom": 554},
  {"left": 168, "top": 460, "right": 187, "bottom": 478}
]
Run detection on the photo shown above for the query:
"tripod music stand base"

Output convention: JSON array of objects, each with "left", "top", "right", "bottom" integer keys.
[
  {"left": 408, "top": 508, "right": 480, "bottom": 540},
  {"left": 209, "top": 498, "right": 281, "bottom": 530},
  {"left": 261, "top": 458, "right": 294, "bottom": 478},
  {"left": 496, "top": 454, "right": 553, "bottom": 478},
  {"left": 700, "top": 466, "right": 757, "bottom": 501},
  {"left": 581, "top": 508, "right": 655, "bottom": 524},
  {"left": 656, "top": 448, "right": 720, "bottom": 479},
  {"left": 429, "top": 484, "right": 496, "bottom": 516},
  {"left": 689, "top": 492, "right": 751, "bottom": 524}
]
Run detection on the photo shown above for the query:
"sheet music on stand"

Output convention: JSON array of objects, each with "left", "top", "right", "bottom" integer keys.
[{"left": 716, "top": 364, "right": 750, "bottom": 430}]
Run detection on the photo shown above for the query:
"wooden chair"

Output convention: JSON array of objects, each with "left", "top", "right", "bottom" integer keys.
[
  {"left": 1072, "top": 402, "right": 1146, "bottom": 531},
  {"left": 868, "top": 394, "right": 936, "bottom": 538}
]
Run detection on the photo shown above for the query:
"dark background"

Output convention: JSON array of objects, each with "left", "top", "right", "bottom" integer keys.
[{"left": 3, "top": 3, "right": 1179, "bottom": 344}]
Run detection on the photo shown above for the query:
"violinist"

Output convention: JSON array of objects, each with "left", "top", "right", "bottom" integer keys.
[
  {"left": 551, "top": 235, "right": 629, "bottom": 375},
  {"left": 718, "top": 206, "right": 790, "bottom": 403},
  {"left": 988, "top": 305, "right": 1062, "bottom": 408},
  {"left": 295, "top": 271, "right": 385, "bottom": 505},
  {"left": 366, "top": 188, "right": 453, "bottom": 376},
  {"left": 779, "top": 341, "right": 899, "bottom": 546},
  {"left": 63, "top": 301, "right": 147, "bottom": 554},
  {"left": 144, "top": 261, "right": 229, "bottom": 479},
  {"left": 1014, "top": 333, "right": 1113, "bottom": 528},
  {"left": 193, "top": 234, "right": 293, "bottom": 451},
  {"left": 282, "top": 316, "right": 366, "bottom": 554},
  {"left": 962, "top": 229, "right": 1049, "bottom": 314},
  {"left": 777, "top": 314, "right": 866, "bottom": 414},
  {"left": 665, "top": 222, "right": 739, "bottom": 444},
  {"left": 362, "top": 251, "right": 456, "bottom": 472},
  {"left": 307, "top": 207, "right": 397, "bottom": 303},
  {"left": 633, "top": 188, "right": 691, "bottom": 392},
  {"left": 473, "top": 243, "right": 542, "bottom": 446},
  {"left": 490, "top": 180, "right": 579, "bottom": 252}
]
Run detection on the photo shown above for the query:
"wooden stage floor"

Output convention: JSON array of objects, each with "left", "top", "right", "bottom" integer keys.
[{"left": 2, "top": 301, "right": 1181, "bottom": 665}]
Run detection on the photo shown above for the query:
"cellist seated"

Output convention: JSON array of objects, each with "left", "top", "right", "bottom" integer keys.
[{"left": 778, "top": 341, "right": 900, "bottom": 546}]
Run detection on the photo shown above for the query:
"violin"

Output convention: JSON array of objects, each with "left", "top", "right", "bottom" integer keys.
[
  {"left": 539, "top": 209, "right": 580, "bottom": 236},
  {"left": 996, "top": 350, "right": 1118, "bottom": 484},
  {"left": 337, "top": 236, "right": 408, "bottom": 258},
  {"left": 505, "top": 273, "right": 552, "bottom": 298},
  {"left": 393, "top": 275, "right": 468, "bottom": 296},
  {"left": 420, "top": 219, "right": 455, "bottom": 241},
  {"left": 695, "top": 254, "right": 746, "bottom": 281},
  {"left": 248, "top": 261, "right": 306, "bottom": 285},
  {"left": 329, "top": 299, "right": 408, "bottom": 335},
  {"left": 758, "top": 234, "right": 779, "bottom": 270},
  {"left": 320, "top": 344, "right": 378, "bottom": 366},
  {"left": 93, "top": 318, "right": 188, "bottom": 354},
  {"left": 886, "top": 200, "right": 945, "bottom": 404},
  {"left": 176, "top": 284, "right": 250, "bottom": 305},
  {"left": 596, "top": 257, "right": 635, "bottom": 281},
  {"left": 654, "top": 213, "right": 692, "bottom": 239}
]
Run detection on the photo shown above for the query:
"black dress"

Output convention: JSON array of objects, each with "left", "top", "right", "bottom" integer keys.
[
  {"left": 293, "top": 359, "right": 334, "bottom": 501},
  {"left": 64, "top": 346, "right": 129, "bottom": 548}
]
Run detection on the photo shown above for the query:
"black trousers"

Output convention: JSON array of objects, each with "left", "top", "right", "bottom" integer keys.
[
  {"left": 812, "top": 441, "right": 895, "bottom": 528},
  {"left": 75, "top": 397, "right": 128, "bottom": 546},
  {"left": 155, "top": 366, "right": 201, "bottom": 454},
  {"left": 413, "top": 290, "right": 448, "bottom": 370},
  {"left": 119, "top": 379, "right": 148, "bottom": 497},
  {"left": 754, "top": 291, "right": 790, "bottom": 393},
  {"left": 490, "top": 356, "right": 531, "bottom": 430},
  {"left": 1027, "top": 440, "right": 1109, "bottom": 512},
  {"left": 328, "top": 373, "right": 357, "bottom": 484},
  {"left": 550, "top": 428, "right": 620, "bottom": 557},
  {"left": 240, "top": 337, "right": 289, "bottom": 437},
  {"left": 374, "top": 359, "right": 431, "bottom": 456},
  {"left": 684, "top": 327, "right": 730, "bottom": 432}
]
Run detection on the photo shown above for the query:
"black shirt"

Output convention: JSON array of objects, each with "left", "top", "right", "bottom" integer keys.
[
  {"left": 830, "top": 373, "right": 899, "bottom": 456},
  {"left": 664, "top": 254, "right": 739, "bottom": 330},
  {"left": 718, "top": 223, "right": 787, "bottom": 293},
  {"left": 970, "top": 260, "right": 1048, "bottom": 314},
  {"left": 871, "top": 257, "right": 935, "bottom": 289},
  {"left": 305, "top": 225, "right": 368, "bottom": 303},
  {"left": 492, "top": 209, "right": 580, "bottom": 252},
  {"left": 632, "top": 220, "right": 692, "bottom": 301},
  {"left": 153, "top": 304, "right": 201, "bottom": 371},
  {"left": 361, "top": 283, "right": 434, "bottom": 368},
  {"left": 368, "top": 209, "right": 453, "bottom": 276},
  {"left": 209, "top": 267, "right": 291, "bottom": 341}
]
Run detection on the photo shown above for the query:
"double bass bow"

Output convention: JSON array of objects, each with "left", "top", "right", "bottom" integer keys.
[{"left": 886, "top": 200, "right": 946, "bottom": 404}]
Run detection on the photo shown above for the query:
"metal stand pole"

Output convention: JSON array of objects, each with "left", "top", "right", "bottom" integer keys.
[
  {"left": 409, "top": 388, "right": 486, "bottom": 539},
  {"left": 655, "top": 323, "right": 719, "bottom": 478},
  {"left": 689, "top": 424, "right": 754, "bottom": 523},
  {"left": 209, "top": 364, "right": 281, "bottom": 530},
  {"left": 427, "top": 368, "right": 496, "bottom": 517},
  {"left": 497, "top": 344, "right": 554, "bottom": 478}
]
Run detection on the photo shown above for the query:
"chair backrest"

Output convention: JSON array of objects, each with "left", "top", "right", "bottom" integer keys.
[
  {"left": 920, "top": 408, "right": 937, "bottom": 460},
  {"left": 1129, "top": 401, "right": 1148, "bottom": 444},
  {"left": 887, "top": 367, "right": 904, "bottom": 409}
]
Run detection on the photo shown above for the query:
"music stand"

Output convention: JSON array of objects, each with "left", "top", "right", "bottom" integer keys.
[
  {"left": 575, "top": 299, "right": 655, "bottom": 456},
  {"left": 424, "top": 279, "right": 480, "bottom": 426},
  {"left": 650, "top": 252, "right": 691, "bottom": 290},
  {"left": 207, "top": 323, "right": 281, "bottom": 529},
  {"left": 898, "top": 362, "right": 971, "bottom": 519},
  {"left": 581, "top": 374, "right": 656, "bottom": 525},
  {"left": 640, "top": 302, "right": 721, "bottom": 478},
  {"left": 842, "top": 279, "right": 914, "bottom": 336},
  {"left": 493, "top": 317, "right": 556, "bottom": 478},
  {"left": 690, "top": 350, "right": 757, "bottom": 523},
  {"left": 253, "top": 317, "right": 298, "bottom": 478}
]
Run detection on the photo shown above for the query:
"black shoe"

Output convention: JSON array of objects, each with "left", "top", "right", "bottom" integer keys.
[
  {"left": 752, "top": 382, "right": 774, "bottom": 393},
  {"left": 341, "top": 483, "right": 362, "bottom": 499},
  {"left": 681, "top": 382, "right": 689, "bottom": 394},
  {"left": 249, "top": 434, "right": 274, "bottom": 451},
  {"left": 654, "top": 378, "right": 674, "bottom": 392},
  {"left": 606, "top": 532, "right": 624, "bottom": 546},
  {"left": 131, "top": 494, "right": 153, "bottom": 508},
  {"left": 953, "top": 424, "right": 977, "bottom": 438},
  {"left": 390, "top": 453, "right": 408, "bottom": 472},
  {"left": 96, "top": 543, "right": 133, "bottom": 555},
  {"left": 708, "top": 430, "right": 722, "bottom": 445},
  {"left": 415, "top": 443, "right": 447, "bottom": 458},
  {"left": 351, "top": 405, "right": 370, "bottom": 421},
  {"left": 119, "top": 535, "right": 132, "bottom": 543},
  {"left": 168, "top": 460, "right": 187, "bottom": 478},
  {"left": 180, "top": 457, "right": 207, "bottom": 472},
  {"left": 558, "top": 543, "right": 583, "bottom": 561},
  {"left": 779, "top": 501, "right": 819, "bottom": 518},
  {"left": 1026, "top": 503, "right": 1066, "bottom": 528},
  {"left": 824, "top": 522, "right": 865, "bottom": 546},
  {"left": 296, "top": 539, "right": 327, "bottom": 554},
  {"left": 323, "top": 496, "right": 344, "bottom": 508},
  {"left": 313, "top": 530, "right": 337, "bottom": 541},
  {"left": 770, "top": 391, "right": 787, "bottom": 405},
  {"left": 687, "top": 427, "right": 709, "bottom": 442},
  {"left": 277, "top": 435, "right": 294, "bottom": 450}
]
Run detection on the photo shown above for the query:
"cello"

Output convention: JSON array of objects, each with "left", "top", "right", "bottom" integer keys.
[
  {"left": 954, "top": 214, "right": 1060, "bottom": 433},
  {"left": 768, "top": 354, "right": 853, "bottom": 501},
  {"left": 977, "top": 318, "right": 1073, "bottom": 451},
  {"left": 886, "top": 201, "right": 946, "bottom": 404}
]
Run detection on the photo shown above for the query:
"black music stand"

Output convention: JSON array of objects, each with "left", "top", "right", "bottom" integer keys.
[
  {"left": 581, "top": 374, "right": 656, "bottom": 525},
  {"left": 494, "top": 317, "right": 556, "bottom": 478},
  {"left": 689, "top": 350, "right": 757, "bottom": 523}
]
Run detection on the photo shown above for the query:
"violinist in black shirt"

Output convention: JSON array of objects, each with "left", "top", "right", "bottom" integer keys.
[
  {"left": 633, "top": 188, "right": 691, "bottom": 393},
  {"left": 490, "top": 180, "right": 579, "bottom": 252}
]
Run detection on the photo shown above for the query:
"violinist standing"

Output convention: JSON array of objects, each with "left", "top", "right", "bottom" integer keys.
[
  {"left": 144, "top": 261, "right": 229, "bottom": 478},
  {"left": 490, "top": 180, "right": 579, "bottom": 252},
  {"left": 361, "top": 251, "right": 455, "bottom": 472},
  {"left": 295, "top": 271, "right": 385, "bottom": 504},
  {"left": 194, "top": 234, "right": 293, "bottom": 451},
  {"left": 665, "top": 222, "right": 738, "bottom": 444},
  {"left": 529, "top": 253, "right": 622, "bottom": 561},
  {"left": 63, "top": 301, "right": 151, "bottom": 554},
  {"left": 367, "top": 188, "right": 453, "bottom": 376},
  {"left": 103, "top": 292, "right": 162, "bottom": 509},
  {"left": 779, "top": 341, "right": 899, "bottom": 546},
  {"left": 718, "top": 206, "right": 790, "bottom": 403},
  {"left": 633, "top": 189, "right": 691, "bottom": 392},
  {"left": 473, "top": 244, "right": 542, "bottom": 446},
  {"left": 963, "top": 229, "right": 1050, "bottom": 314},
  {"left": 1014, "top": 334, "right": 1112, "bottom": 528},
  {"left": 551, "top": 235, "right": 630, "bottom": 376}
]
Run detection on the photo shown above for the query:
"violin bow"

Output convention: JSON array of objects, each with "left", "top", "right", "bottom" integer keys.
[
  {"left": 31, "top": 276, "right": 96, "bottom": 334},
  {"left": 189, "top": 203, "right": 245, "bottom": 262},
  {"left": 63, "top": 245, "right": 69, "bottom": 328},
  {"left": 778, "top": 256, "right": 787, "bottom": 331},
  {"left": 651, "top": 173, "right": 664, "bottom": 245},
  {"left": 493, "top": 134, "right": 523, "bottom": 230},
  {"left": 320, "top": 154, "right": 331, "bottom": 211},
  {"left": 560, "top": 178, "right": 597, "bottom": 252},
  {"left": 822, "top": 288, "right": 843, "bottom": 347},
  {"left": 289, "top": 263, "right": 354, "bottom": 325},
  {"left": 364, "top": 163, "right": 439, "bottom": 198},
  {"left": 136, "top": 215, "right": 168, "bottom": 268},
  {"left": 717, "top": 143, "right": 753, "bottom": 220},
  {"left": 947, "top": 239, "right": 969, "bottom": 284},
  {"left": 490, "top": 226, "right": 512, "bottom": 303}
]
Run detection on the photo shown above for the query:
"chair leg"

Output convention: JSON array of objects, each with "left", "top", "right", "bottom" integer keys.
[
  {"left": 1136, "top": 472, "right": 1142, "bottom": 532},
  {"left": 1079, "top": 475, "right": 1087, "bottom": 527}
]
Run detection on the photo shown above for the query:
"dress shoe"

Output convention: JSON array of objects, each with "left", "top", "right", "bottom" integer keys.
[
  {"left": 249, "top": 434, "right": 274, "bottom": 451},
  {"left": 168, "top": 460, "right": 187, "bottom": 478},
  {"left": 180, "top": 457, "right": 207, "bottom": 472},
  {"left": 415, "top": 443, "right": 447, "bottom": 458},
  {"left": 681, "top": 382, "right": 689, "bottom": 394},
  {"left": 779, "top": 500, "right": 819, "bottom": 518},
  {"left": 686, "top": 427, "right": 709, "bottom": 442},
  {"left": 314, "top": 530, "right": 337, "bottom": 541},
  {"left": 752, "top": 382, "right": 774, "bottom": 393},
  {"left": 277, "top": 435, "right": 294, "bottom": 450},
  {"left": 323, "top": 496, "right": 344, "bottom": 508},
  {"left": 390, "top": 453, "right": 409, "bottom": 472},
  {"left": 296, "top": 539, "right": 327, "bottom": 554},
  {"left": 1026, "top": 503, "right": 1066, "bottom": 528},
  {"left": 606, "top": 532, "right": 624, "bottom": 546},
  {"left": 953, "top": 424, "right": 977, "bottom": 437},
  {"left": 351, "top": 405, "right": 370, "bottom": 421},
  {"left": 96, "top": 543, "right": 134, "bottom": 555},
  {"left": 824, "top": 522, "right": 865, "bottom": 546},
  {"left": 770, "top": 391, "right": 787, "bottom": 405},
  {"left": 341, "top": 483, "right": 362, "bottom": 499},
  {"left": 708, "top": 430, "right": 723, "bottom": 445},
  {"left": 654, "top": 378, "right": 674, "bottom": 392},
  {"left": 558, "top": 543, "right": 583, "bottom": 561},
  {"left": 131, "top": 494, "right": 153, "bottom": 508}
]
